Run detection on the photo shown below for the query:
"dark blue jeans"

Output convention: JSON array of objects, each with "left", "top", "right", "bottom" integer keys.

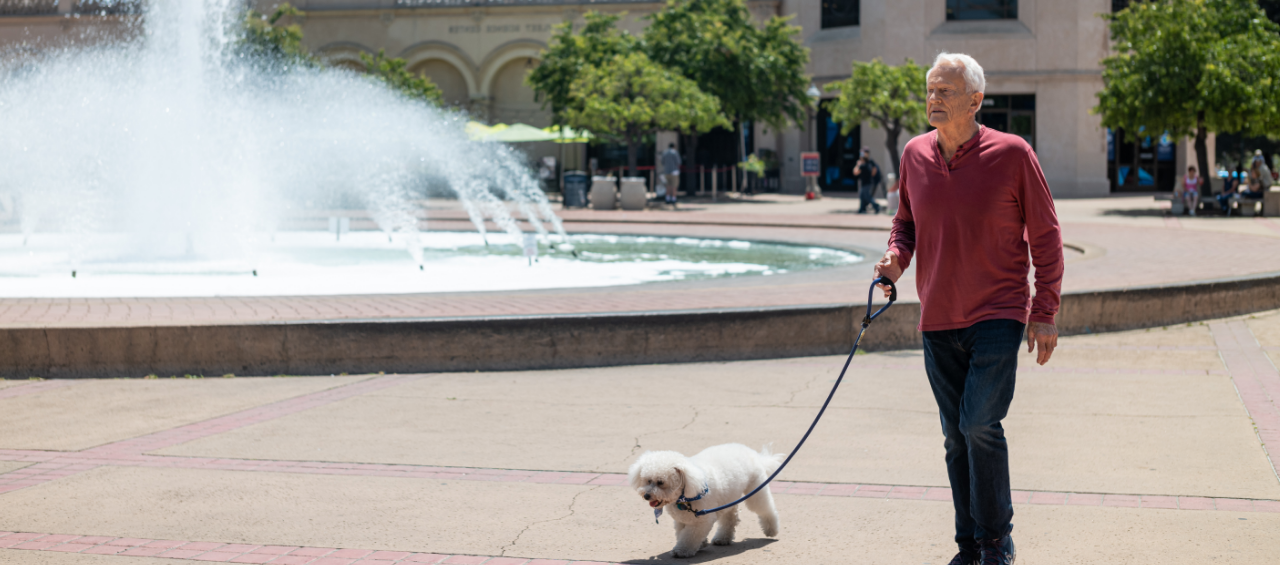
[
  {"left": 857, "top": 181, "right": 880, "bottom": 213},
  {"left": 922, "top": 318, "right": 1024, "bottom": 544}
]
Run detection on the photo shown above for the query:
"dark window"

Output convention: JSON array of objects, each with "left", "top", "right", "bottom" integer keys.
[
  {"left": 821, "top": 0, "right": 859, "bottom": 29},
  {"left": 0, "top": 0, "right": 57, "bottom": 16},
  {"left": 946, "top": 0, "right": 1017, "bottom": 20},
  {"left": 979, "top": 94, "right": 1035, "bottom": 150},
  {"left": 816, "top": 105, "right": 861, "bottom": 191}
]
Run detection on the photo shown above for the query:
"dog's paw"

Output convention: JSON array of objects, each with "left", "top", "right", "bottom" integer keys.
[
  {"left": 760, "top": 516, "right": 779, "bottom": 537},
  {"left": 712, "top": 537, "right": 733, "bottom": 546},
  {"left": 671, "top": 546, "right": 699, "bottom": 558}
]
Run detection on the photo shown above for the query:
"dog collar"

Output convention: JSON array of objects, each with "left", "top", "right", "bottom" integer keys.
[
  {"left": 675, "top": 483, "right": 710, "bottom": 513},
  {"left": 652, "top": 483, "right": 710, "bottom": 523}
]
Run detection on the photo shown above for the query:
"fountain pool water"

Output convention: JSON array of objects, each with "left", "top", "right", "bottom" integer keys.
[
  {"left": 0, "top": 232, "right": 862, "bottom": 297},
  {"left": 0, "top": 1, "right": 864, "bottom": 299}
]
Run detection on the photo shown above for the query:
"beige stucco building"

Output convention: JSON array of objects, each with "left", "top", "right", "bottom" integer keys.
[{"left": 2, "top": 0, "right": 1205, "bottom": 197}]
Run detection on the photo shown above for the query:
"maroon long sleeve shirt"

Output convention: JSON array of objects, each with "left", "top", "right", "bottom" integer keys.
[{"left": 889, "top": 126, "right": 1063, "bottom": 332}]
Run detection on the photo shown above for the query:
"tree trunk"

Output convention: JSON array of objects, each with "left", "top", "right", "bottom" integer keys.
[
  {"left": 884, "top": 122, "right": 903, "bottom": 178},
  {"left": 1194, "top": 111, "right": 1211, "bottom": 193},
  {"left": 625, "top": 130, "right": 638, "bottom": 178}
]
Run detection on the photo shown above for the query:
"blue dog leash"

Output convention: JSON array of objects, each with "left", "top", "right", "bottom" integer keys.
[{"left": 687, "top": 276, "right": 897, "bottom": 517}]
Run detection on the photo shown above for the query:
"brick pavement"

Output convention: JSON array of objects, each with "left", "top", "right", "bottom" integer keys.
[{"left": 0, "top": 317, "right": 1276, "bottom": 563}]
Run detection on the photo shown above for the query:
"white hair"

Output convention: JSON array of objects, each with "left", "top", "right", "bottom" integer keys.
[{"left": 930, "top": 52, "right": 986, "bottom": 94}]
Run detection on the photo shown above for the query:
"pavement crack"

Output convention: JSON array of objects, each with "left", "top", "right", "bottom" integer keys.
[
  {"left": 500, "top": 485, "right": 600, "bottom": 556},
  {"left": 604, "top": 407, "right": 699, "bottom": 470},
  {"left": 782, "top": 372, "right": 824, "bottom": 406}
]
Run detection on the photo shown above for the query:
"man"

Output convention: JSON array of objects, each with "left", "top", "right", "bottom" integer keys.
[
  {"left": 874, "top": 53, "right": 1062, "bottom": 565},
  {"left": 852, "top": 147, "right": 881, "bottom": 214},
  {"left": 661, "top": 143, "right": 682, "bottom": 207}
]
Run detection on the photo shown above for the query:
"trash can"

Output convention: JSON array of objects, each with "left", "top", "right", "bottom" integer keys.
[
  {"left": 590, "top": 176, "right": 617, "bottom": 210},
  {"left": 619, "top": 177, "right": 647, "bottom": 210},
  {"left": 562, "top": 171, "right": 589, "bottom": 208}
]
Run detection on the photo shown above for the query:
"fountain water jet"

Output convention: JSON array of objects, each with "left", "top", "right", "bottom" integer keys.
[{"left": 0, "top": 0, "right": 566, "bottom": 273}]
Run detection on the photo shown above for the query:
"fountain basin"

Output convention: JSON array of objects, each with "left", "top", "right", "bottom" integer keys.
[{"left": 0, "top": 232, "right": 863, "bottom": 298}]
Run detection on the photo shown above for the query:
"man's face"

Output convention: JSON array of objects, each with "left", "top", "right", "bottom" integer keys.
[{"left": 926, "top": 66, "right": 983, "bottom": 130}]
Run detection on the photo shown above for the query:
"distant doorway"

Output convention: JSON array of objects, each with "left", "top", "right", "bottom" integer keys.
[
  {"left": 816, "top": 104, "right": 860, "bottom": 191},
  {"left": 1108, "top": 128, "right": 1176, "bottom": 192}
]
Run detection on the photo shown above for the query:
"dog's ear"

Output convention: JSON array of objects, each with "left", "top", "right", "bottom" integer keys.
[
  {"left": 627, "top": 452, "right": 649, "bottom": 488},
  {"left": 672, "top": 458, "right": 707, "bottom": 498}
]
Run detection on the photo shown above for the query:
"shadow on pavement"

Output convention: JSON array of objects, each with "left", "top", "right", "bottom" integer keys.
[
  {"left": 621, "top": 538, "right": 778, "bottom": 564},
  {"left": 1099, "top": 207, "right": 1173, "bottom": 217}
]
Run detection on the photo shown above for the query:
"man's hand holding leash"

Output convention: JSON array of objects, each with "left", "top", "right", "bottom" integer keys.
[
  {"left": 873, "top": 251, "right": 902, "bottom": 298},
  {"left": 875, "top": 250, "right": 1057, "bottom": 366}
]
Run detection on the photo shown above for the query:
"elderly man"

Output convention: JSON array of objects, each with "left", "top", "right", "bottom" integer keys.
[{"left": 874, "top": 53, "right": 1062, "bottom": 565}]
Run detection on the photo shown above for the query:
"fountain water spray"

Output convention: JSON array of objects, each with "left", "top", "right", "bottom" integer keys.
[{"left": 0, "top": 0, "right": 567, "bottom": 274}]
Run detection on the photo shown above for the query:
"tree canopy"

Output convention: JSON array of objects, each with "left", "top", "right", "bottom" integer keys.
[
  {"left": 825, "top": 58, "right": 928, "bottom": 176},
  {"left": 1094, "top": 0, "right": 1279, "bottom": 186},
  {"left": 644, "top": 0, "right": 810, "bottom": 132},
  {"left": 645, "top": 0, "right": 809, "bottom": 130},
  {"left": 526, "top": 12, "right": 640, "bottom": 126},
  {"left": 360, "top": 49, "right": 445, "bottom": 107},
  {"left": 563, "top": 51, "right": 728, "bottom": 175},
  {"left": 236, "top": 3, "right": 318, "bottom": 69}
]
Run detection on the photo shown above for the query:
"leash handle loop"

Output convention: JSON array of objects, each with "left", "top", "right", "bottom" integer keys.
[
  {"left": 862, "top": 276, "right": 897, "bottom": 327},
  {"left": 690, "top": 277, "right": 893, "bottom": 517}
]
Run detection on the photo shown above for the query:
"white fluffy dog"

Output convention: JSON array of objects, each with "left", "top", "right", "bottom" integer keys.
[{"left": 628, "top": 443, "right": 783, "bottom": 558}]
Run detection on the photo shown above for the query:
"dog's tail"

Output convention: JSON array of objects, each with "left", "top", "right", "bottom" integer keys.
[{"left": 758, "top": 444, "right": 785, "bottom": 475}]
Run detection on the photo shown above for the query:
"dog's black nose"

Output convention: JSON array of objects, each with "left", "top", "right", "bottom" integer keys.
[{"left": 644, "top": 494, "right": 651, "bottom": 500}]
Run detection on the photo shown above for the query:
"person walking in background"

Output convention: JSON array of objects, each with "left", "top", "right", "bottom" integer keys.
[
  {"left": 874, "top": 52, "right": 1063, "bottom": 565},
  {"left": 661, "top": 143, "right": 682, "bottom": 207},
  {"left": 1181, "top": 166, "right": 1201, "bottom": 216},
  {"left": 853, "top": 147, "right": 881, "bottom": 214}
]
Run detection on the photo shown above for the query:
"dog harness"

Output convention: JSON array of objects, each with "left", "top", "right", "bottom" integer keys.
[{"left": 654, "top": 483, "right": 710, "bottom": 523}]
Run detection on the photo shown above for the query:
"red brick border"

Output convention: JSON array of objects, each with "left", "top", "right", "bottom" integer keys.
[{"left": 1210, "top": 320, "right": 1280, "bottom": 476}]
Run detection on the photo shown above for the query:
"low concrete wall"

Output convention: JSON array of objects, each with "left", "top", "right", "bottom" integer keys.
[{"left": 0, "top": 273, "right": 1275, "bottom": 378}]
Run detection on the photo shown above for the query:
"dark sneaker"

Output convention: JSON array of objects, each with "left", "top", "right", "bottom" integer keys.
[
  {"left": 978, "top": 535, "right": 1015, "bottom": 565},
  {"left": 946, "top": 541, "right": 980, "bottom": 565}
]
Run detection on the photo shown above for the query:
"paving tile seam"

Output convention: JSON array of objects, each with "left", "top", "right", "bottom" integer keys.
[
  {"left": 0, "top": 451, "right": 1272, "bottom": 512},
  {"left": 0, "top": 379, "right": 78, "bottom": 400},
  {"left": 0, "top": 376, "right": 421, "bottom": 497},
  {"left": 0, "top": 531, "right": 611, "bottom": 565}
]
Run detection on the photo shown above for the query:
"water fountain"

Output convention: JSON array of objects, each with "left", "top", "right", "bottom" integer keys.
[{"left": 0, "top": 0, "right": 861, "bottom": 298}]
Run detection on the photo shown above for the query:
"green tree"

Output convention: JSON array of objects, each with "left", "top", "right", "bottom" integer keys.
[
  {"left": 237, "top": 3, "right": 318, "bottom": 68},
  {"left": 824, "top": 58, "right": 928, "bottom": 177},
  {"left": 645, "top": 0, "right": 810, "bottom": 167},
  {"left": 360, "top": 49, "right": 445, "bottom": 107},
  {"left": 526, "top": 12, "right": 640, "bottom": 125},
  {"left": 563, "top": 52, "right": 729, "bottom": 176},
  {"left": 1094, "top": 0, "right": 1279, "bottom": 190}
]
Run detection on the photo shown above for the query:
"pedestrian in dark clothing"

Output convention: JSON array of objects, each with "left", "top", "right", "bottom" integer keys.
[
  {"left": 661, "top": 143, "right": 682, "bottom": 206},
  {"left": 853, "top": 148, "right": 882, "bottom": 214}
]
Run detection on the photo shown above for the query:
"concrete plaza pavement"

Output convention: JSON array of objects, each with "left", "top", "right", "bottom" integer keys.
[{"left": 0, "top": 310, "right": 1277, "bottom": 564}]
